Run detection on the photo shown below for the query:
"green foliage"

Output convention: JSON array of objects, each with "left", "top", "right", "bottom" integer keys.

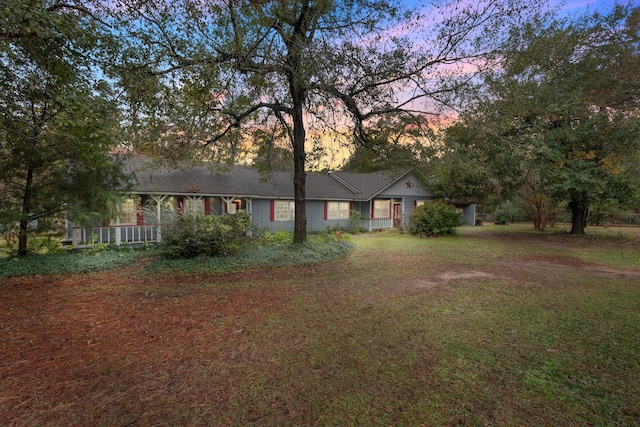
[
  {"left": 147, "top": 232, "right": 353, "bottom": 276},
  {"left": 259, "top": 230, "right": 295, "bottom": 245},
  {"left": 0, "top": 0, "right": 128, "bottom": 255},
  {"left": 494, "top": 201, "right": 520, "bottom": 224},
  {"left": 347, "top": 211, "right": 364, "bottom": 234},
  {"left": 437, "top": 5, "right": 640, "bottom": 234},
  {"left": 0, "top": 249, "right": 146, "bottom": 279},
  {"left": 409, "top": 202, "right": 461, "bottom": 236},
  {"left": 159, "top": 211, "right": 253, "bottom": 259}
]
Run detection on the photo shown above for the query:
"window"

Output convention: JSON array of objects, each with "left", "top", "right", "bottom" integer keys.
[
  {"left": 274, "top": 200, "right": 295, "bottom": 221},
  {"left": 373, "top": 200, "right": 391, "bottom": 218},
  {"left": 415, "top": 200, "right": 425, "bottom": 208},
  {"left": 119, "top": 198, "right": 137, "bottom": 224},
  {"left": 327, "top": 202, "right": 350, "bottom": 220},
  {"left": 184, "top": 197, "right": 204, "bottom": 215},
  {"left": 226, "top": 200, "right": 241, "bottom": 214}
]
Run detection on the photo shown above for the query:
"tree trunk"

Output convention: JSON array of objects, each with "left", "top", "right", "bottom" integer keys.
[
  {"left": 569, "top": 200, "right": 588, "bottom": 234},
  {"left": 18, "top": 167, "right": 35, "bottom": 256},
  {"left": 291, "top": 86, "right": 307, "bottom": 244}
]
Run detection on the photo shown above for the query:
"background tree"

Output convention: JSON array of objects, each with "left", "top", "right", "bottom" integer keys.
[
  {"left": 0, "top": 0, "right": 129, "bottom": 256},
  {"left": 341, "top": 116, "right": 431, "bottom": 173},
  {"left": 109, "top": 0, "right": 546, "bottom": 243},
  {"left": 435, "top": 4, "right": 640, "bottom": 234}
]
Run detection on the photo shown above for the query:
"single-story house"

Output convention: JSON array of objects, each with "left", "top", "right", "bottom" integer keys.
[{"left": 68, "top": 155, "right": 476, "bottom": 246}]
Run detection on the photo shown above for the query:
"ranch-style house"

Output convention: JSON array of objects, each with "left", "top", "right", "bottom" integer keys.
[{"left": 67, "top": 155, "right": 476, "bottom": 247}]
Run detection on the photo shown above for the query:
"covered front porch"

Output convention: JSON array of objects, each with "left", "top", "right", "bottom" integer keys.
[{"left": 67, "top": 193, "right": 254, "bottom": 248}]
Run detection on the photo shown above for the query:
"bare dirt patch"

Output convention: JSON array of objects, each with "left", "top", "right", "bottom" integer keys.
[
  {"left": 412, "top": 271, "right": 496, "bottom": 289},
  {"left": 485, "top": 251, "right": 640, "bottom": 286}
]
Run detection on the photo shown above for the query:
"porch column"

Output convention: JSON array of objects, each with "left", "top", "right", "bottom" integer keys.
[
  {"left": 244, "top": 198, "right": 253, "bottom": 217},
  {"left": 222, "top": 196, "right": 235, "bottom": 214},
  {"left": 150, "top": 195, "right": 168, "bottom": 243},
  {"left": 244, "top": 198, "right": 253, "bottom": 237},
  {"left": 402, "top": 197, "right": 406, "bottom": 229},
  {"left": 115, "top": 214, "right": 121, "bottom": 246}
]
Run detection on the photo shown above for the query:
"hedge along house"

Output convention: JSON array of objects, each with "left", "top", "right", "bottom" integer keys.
[{"left": 68, "top": 155, "right": 476, "bottom": 247}]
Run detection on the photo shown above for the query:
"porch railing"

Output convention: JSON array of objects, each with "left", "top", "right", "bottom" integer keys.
[
  {"left": 70, "top": 224, "right": 159, "bottom": 248},
  {"left": 359, "top": 218, "right": 394, "bottom": 231}
]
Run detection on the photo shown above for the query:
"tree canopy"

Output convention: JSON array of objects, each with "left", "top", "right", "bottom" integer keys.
[
  {"left": 433, "top": 4, "right": 640, "bottom": 233},
  {"left": 0, "top": 0, "right": 129, "bottom": 255}
]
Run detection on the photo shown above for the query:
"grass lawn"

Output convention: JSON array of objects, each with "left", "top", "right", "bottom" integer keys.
[{"left": 1, "top": 225, "right": 639, "bottom": 426}]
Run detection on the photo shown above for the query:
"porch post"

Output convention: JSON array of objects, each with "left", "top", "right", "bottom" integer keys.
[
  {"left": 222, "top": 197, "right": 235, "bottom": 214},
  {"left": 150, "top": 195, "right": 168, "bottom": 243},
  {"left": 157, "top": 197, "right": 162, "bottom": 242},
  {"left": 244, "top": 198, "right": 253, "bottom": 237},
  {"left": 115, "top": 215, "right": 121, "bottom": 246},
  {"left": 244, "top": 198, "right": 253, "bottom": 217},
  {"left": 402, "top": 197, "right": 406, "bottom": 229}
]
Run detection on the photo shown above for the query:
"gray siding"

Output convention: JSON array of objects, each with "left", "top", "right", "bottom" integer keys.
[
  {"left": 460, "top": 204, "right": 476, "bottom": 226},
  {"left": 378, "top": 174, "right": 432, "bottom": 198},
  {"left": 251, "top": 199, "right": 295, "bottom": 233},
  {"left": 252, "top": 199, "right": 359, "bottom": 233},
  {"left": 353, "top": 200, "right": 372, "bottom": 220}
]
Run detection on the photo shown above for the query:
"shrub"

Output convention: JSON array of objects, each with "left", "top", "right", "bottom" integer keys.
[
  {"left": 259, "top": 230, "right": 294, "bottom": 245},
  {"left": 348, "top": 211, "right": 364, "bottom": 233},
  {"left": 160, "top": 211, "right": 253, "bottom": 258},
  {"left": 409, "top": 201, "right": 461, "bottom": 236}
]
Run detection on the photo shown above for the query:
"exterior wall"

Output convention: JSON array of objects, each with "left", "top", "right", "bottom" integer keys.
[
  {"left": 374, "top": 174, "right": 433, "bottom": 229},
  {"left": 401, "top": 197, "right": 433, "bottom": 229},
  {"left": 308, "top": 200, "right": 352, "bottom": 232},
  {"left": 252, "top": 199, "right": 354, "bottom": 233},
  {"left": 378, "top": 174, "right": 432, "bottom": 198},
  {"left": 460, "top": 204, "right": 477, "bottom": 226},
  {"left": 252, "top": 198, "right": 285, "bottom": 232},
  {"left": 352, "top": 200, "right": 372, "bottom": 220}
]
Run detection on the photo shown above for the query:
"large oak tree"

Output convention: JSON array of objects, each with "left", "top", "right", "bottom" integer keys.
[{"left": 109, "top": 0, "right": 546, "bottom": 242}]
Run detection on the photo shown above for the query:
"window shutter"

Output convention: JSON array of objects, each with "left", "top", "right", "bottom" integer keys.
[
  {"left": 324, "top": 201, "right": 328, "bottom": 220},
  {"left": 136, "top": 202, "right": 144, "bottom": 225},
  {"left": 204, "top": 198, "right": 211, "bottom": 215},
  {"left": 270, "top": 200, "right": 275, "bottom": 221}
]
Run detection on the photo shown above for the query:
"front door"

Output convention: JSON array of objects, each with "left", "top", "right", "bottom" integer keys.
[{"left": 393, "top": 202, "right": 402, "bottom": 228}]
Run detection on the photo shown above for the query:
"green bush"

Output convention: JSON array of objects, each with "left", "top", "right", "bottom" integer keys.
[
  {"left": 160, "top": 211, "right": 253, "bottom": 258},
  {"left": 409, "top": 201, "right": 461, "bottom": 236},
  {"left": 147, "top": 232, "right": 353, "bottom": 276}
]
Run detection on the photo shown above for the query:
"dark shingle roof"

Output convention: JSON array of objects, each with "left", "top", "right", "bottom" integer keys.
[{"left": 118, "top": 155, "right": 406, "bottom": 201}]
